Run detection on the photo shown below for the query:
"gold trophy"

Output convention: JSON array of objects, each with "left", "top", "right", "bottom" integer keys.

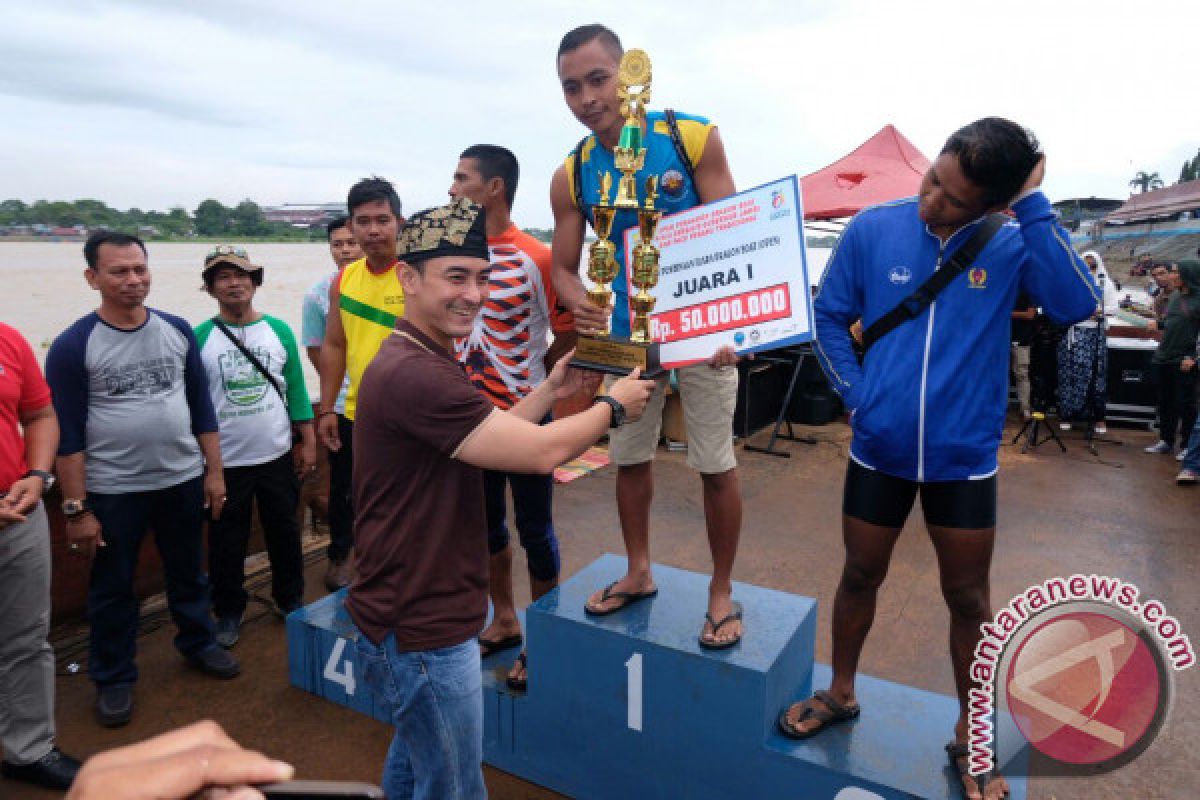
[
  {"left": 629, "top": 176, "right": 662, "bottom": 343},
  {"left": 572, "top": 48, "right": 665, "bottom": 377},
  {"left": 585, "top": 173, "right": 618, "bottom": 336}
]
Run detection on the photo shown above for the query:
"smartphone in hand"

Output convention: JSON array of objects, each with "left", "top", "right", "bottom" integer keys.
[{"left": 260, "top": 780, "right": 385, "bottom": 799}]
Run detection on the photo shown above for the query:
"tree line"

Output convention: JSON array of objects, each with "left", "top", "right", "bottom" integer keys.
[{"left": 0, "top": 198, "right": 317, "bottom": 239}]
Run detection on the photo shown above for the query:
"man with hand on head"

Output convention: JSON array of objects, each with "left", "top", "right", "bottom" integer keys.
[
  {"left": 781, "top": 118, "right": 1097, "bottom": 800},
  {"left": 195, "top": 246, "right": 315, "bottom": 646},
  {"left": 347, "top": 198, "right": 654, "bottom": 799}
]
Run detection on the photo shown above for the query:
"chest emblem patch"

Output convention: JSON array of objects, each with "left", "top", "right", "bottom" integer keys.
[{"left": 660, "top": 169, "right": 686, "bottom": 198}]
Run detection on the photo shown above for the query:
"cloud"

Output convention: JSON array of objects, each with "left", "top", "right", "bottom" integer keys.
[{"left": 1, "top": 0, "right": 1198, "bottom": 224}]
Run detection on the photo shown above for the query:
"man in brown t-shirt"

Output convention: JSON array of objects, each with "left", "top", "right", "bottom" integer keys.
[{"left": 347, "top": 198, "right": 653, "bottom": 800}]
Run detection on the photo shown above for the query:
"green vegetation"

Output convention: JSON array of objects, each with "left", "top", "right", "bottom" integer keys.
[
  {"left": 1177, "top": 149, "right": 1200, "bottom": 184},
  {"left": 0, "top": 198, "right": 323, "bottom": 240},
  {"left": 522, "top": 227, "right": 554, "bottom": 243},
  {"left": 1128, "top": 171, "right": 1164, "bottom": 194}
]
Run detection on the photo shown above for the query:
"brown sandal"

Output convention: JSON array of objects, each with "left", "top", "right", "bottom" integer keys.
[
  {"left": 777, "top": 689, "right": 861, "bottom": 739},
  {"left": 505, "top": 652, "right": 528, "bottom": 692}
]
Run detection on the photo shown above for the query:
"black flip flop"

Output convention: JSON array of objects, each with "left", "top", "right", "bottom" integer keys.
[
  {"left": 584, "top": 581, "right": 659, "bottom": 616},
  {"left": 699, "top": 601, "right": 744, "bottom": 649},
  {"left": 478, "top": 634, "right": 522, "bottom": 658},
  {"left": 776, "top": 689, "right": 861, "bottom": 740},
  {"left": 945, "top": 742, "right": 1008, "bottom": 799},
  {"left": 506, "top": 652, "right": 528, "bottom": 692}
]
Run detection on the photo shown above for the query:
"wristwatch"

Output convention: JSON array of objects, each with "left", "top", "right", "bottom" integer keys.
[
  {"left": 62, "top": 498, "right": 91, "bottom": 519},
  {"left": 24, "top": 469, "right": 55, "bottom": 494},
  {"left": 592, "top": 395, "right": 627, "bottom": 428}
]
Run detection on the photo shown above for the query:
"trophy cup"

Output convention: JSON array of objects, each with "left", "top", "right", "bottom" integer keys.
[
  {"left": 571, "top": 48, "right": 665, "bottom": 377},
  {"left": 585, "top": 173, "right": 618, "bottom": 336},
  {"left": 629, "top": 176, "right": 663, "bottom": 344}
]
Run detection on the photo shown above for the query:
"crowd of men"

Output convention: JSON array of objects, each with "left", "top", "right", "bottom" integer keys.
[
  {"left": 1140, "top": 257, "right": 1200, "bottom": 482},
  {"left": 1008, "top": 253, "right": 1200, "bottom": 484},
  {"left": 6, "top": 20, "right": 1196, "bottom": 800}
]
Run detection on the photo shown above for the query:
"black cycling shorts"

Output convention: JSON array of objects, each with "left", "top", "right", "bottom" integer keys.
[{"left": 842, "top": 460, "right": 997, "bottom": 530}]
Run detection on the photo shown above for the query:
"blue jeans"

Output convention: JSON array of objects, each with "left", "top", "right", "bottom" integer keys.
[
  {"left": 87, "top": 476, "right": 217, "bottom": 688},
  {"left": 484, "top": 469, "right": 559, "bottom": 582},
  {"left": 355, "top": 635, "right": 485, "bottom": 800},
  {"left": 1183, "top": 414, "right": 1200, "bottom": 472}
]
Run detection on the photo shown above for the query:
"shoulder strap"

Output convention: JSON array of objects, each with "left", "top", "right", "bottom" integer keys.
[
  {"left": 860, "top": 213, "right": 1009, "bottom": 354},
  {"left": 571, "top": 135, "right": 590, "bottom": 213},
  {"left": 663, "top": 109, "right": 696, "bottom": 186},
  {"left": 213, "top": 318, "right": 287, "bottom": 406}
]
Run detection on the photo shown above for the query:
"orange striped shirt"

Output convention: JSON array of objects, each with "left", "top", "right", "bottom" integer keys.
[{"left": 456, "top": 226, "right": 567, "bottom": 409}]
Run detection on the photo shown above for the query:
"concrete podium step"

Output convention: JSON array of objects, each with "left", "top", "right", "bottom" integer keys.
[{"left": 288, "top": 555, "right": 1026, "bottom": 799}]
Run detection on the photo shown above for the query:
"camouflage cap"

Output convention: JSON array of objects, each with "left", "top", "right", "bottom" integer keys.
[{"left": 397, "top": 197, "right": 488, "bottom": 265}]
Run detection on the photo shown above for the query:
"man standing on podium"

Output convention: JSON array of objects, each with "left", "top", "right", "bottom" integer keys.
[
  {"left": 780, "top": 119, "right": 1097, "bottom": 799},
  {"left": 549, "top": 23, "right": 746, "bottom": 648}
]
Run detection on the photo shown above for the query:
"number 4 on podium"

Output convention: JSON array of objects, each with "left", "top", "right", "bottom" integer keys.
[{"left": 325, "top": 637, "right": 357, "bottom": 696}]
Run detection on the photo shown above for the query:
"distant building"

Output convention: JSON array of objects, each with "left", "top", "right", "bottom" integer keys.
[
  {"left": 1052, "top": 197, "right": 1122, "bottom": 232},
  {"left": 262, "top": 202, "right": 346, "bottom": 227},
  {"left": 1105, "top": 180, "right": 1200, "bottom": 225}
]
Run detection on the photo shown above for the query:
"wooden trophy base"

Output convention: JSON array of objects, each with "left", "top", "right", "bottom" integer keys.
[{"left": 571, "top": 334, "right": 665, "bottom": 378}]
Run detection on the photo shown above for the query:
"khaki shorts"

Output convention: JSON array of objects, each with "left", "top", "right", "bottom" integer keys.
[{"left": 607, "top": 364, "right": 739, "bottom": 474}]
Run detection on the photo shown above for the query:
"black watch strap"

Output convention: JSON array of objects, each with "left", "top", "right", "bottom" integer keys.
[
  {"left": 592, "top": 395, "right": 626, "bottom": 428},
  {"left": 24, "top": 469, "right": 55, "bottom": 494}
]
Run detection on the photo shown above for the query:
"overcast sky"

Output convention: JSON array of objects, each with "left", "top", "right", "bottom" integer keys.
[{"left": 1, "top": 0, "right": 1196, "bottom": 228}]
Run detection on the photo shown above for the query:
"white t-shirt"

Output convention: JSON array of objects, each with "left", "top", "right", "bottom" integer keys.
[{"left": 194, "top": 315, "right": 313, "bottom": 467}]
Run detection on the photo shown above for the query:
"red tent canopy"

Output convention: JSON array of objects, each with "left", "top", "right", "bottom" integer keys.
[{"left": 800, "top": 125, "right": 931, "bottom": 220}]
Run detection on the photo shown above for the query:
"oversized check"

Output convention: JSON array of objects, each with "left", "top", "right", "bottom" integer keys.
[{"left": 622, "top": 175, "right": 813, "bottom": 369}]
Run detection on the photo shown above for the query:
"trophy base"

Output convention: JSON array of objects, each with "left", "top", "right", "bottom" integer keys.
[{"left": 571, "top": 334, "right": 665, "bottom": 378}]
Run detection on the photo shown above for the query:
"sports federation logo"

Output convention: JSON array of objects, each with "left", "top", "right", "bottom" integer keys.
[
  {"left": 888, "top": 266, "right": 912, "bottom": 285},
  {"left": 968, "top": 266, "right": 988, "bottom": 289},
  {"left": 661, "top": 169, "right": 686, "bottom": 198}
]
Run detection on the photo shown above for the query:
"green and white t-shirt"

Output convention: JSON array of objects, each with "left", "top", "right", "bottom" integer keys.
[{"left": 195, "top": 315, "right": 313, "bottom": 468}]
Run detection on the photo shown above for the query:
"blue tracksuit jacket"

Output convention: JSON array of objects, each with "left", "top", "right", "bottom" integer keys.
[{"left": 814, "top": 191, "right": 1098, "bottom": 482}]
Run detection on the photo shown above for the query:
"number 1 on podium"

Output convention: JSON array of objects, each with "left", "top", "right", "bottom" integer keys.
[{"left": 625, "top": 653, "right": 643, "bottom": 731}]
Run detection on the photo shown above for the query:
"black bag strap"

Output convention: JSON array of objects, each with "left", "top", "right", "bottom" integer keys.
[
  {"left": 213, "top": 318, "right": 287, "bottom": 407},
  {"left": 663, "top": 108, "right": 696, "bottom": 186},
  {"left": 570, "top": 134, "right": 590, "bottom": 213},
  {"left": 570, "top": 109, "right": 695, "bottom": 215},
  {"left": 860, "top": 213, "right": 1008, "bottom": 354}
]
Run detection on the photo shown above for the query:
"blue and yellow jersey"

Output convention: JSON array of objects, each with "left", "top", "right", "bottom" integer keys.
[{"left": 565, "top": 110, "right": 713, "bottom": 337}]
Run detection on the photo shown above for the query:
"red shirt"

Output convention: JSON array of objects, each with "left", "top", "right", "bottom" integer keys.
[{"left": 0, "top": 323, "right": 52, "bottom": 493}]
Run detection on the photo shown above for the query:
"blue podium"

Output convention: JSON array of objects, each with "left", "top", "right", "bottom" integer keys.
[{"left": 289, "top": 555, "right": 1026, "bottom": 799}]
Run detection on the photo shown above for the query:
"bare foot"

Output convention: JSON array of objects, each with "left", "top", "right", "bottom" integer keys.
[
  {"left": 948, "top": 742, "right": 1010, "bottom": 800},
  {"left": 984, "top": 772, "right": 1010, "bottom": 800},
  {"left": 478, "top": 617, "right": 521, "bottom": 647},
  {"left": 584, "top": 574, "right": 657, "bottom": 614}
]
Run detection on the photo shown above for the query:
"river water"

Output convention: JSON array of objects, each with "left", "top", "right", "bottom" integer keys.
[
  {"left": 1, "top": 241, "right": 343, "bottom": 397},
  {"left": 1, "top": 240, "right": 837, "bottom": 399}
]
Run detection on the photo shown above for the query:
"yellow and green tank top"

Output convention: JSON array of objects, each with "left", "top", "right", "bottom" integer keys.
[{"left": 337, "top": 257, "right": 404, "bottom": 419}]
